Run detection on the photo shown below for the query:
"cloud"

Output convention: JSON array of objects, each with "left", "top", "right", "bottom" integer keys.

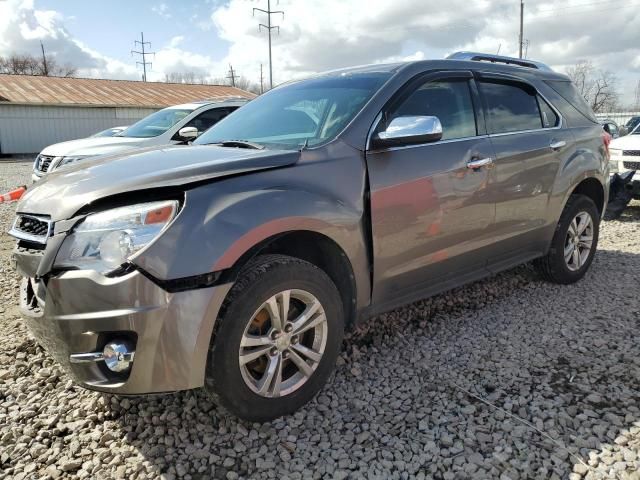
[
  {"left": 151, "top": 3, "right": 171, "bottom": 20},
  {"left": 0, "top": 0, "right": 138, "bottom": 80},
  {"left": 207, "top": 0, "right": 640, "bottom": 103}
]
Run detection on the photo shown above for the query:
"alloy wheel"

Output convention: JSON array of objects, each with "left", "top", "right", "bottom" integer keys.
[
  {"left": 564, "top": 211, "right": 594, "bottom": 272},
  {"left": 238, "top": 289, "right": 328, "bottom": 398}
]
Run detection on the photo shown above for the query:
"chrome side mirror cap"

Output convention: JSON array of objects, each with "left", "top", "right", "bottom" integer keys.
[
  {"left": 374, "top": 116, "right": 443, "bottom": 148},
  {"left": 178, "top": 126, "right": 199, "bottom": 140}
]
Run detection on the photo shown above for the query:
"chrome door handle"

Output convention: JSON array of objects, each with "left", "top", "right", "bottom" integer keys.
[
  {"left": 466, "top": 157, "right": 494, "bottom": 169},
  {"left": 550, "top": 140, "right": 566, "bottom": 150}
]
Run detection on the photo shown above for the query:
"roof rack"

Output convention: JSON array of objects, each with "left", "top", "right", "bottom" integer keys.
[{"left": 446, "top": 51, "right": 553, "bottom": 72}]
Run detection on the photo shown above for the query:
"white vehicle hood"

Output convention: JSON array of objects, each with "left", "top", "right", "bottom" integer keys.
[
  {"left": 610, "top": 135, "right": 640, "bottom": 151},
  {"left": 40, "top": 136, "right": 149, "bottom": 157}
]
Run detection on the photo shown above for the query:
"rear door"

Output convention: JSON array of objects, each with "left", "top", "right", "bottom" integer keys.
[
  {"left": 476, "top": 75, "right": 573, "bottom": 271},
  {"left": 366, "top": 71, "right": 496, "bottom": 306}
]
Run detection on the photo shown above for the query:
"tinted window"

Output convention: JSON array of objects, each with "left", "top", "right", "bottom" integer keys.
[
  {"left": 390, "top": 80, "right": 476, "bottom": 141},
  {"left": 121, "top": 108, "right": 192, "bottom": 138},
  {"left": 545, "top": 80, "right": 598, "bottom": 123},
  {"left": 538, "top": 97, "right": 559, "bottom": 128},
  {"left": 480, "top": 81, "right": 542, "bottom": 134},
  {"left": 182, "top": 107, "right": 235, "bottom": 134},
  {"left": 195, "top": 73, "right": 391, "bottom": 150}
]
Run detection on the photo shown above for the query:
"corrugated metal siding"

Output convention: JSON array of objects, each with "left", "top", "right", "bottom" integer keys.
[{"left": 0, "top": 105, "right": 157, "bottom": 154}]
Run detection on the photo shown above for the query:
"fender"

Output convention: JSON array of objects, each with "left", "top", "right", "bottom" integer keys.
[{"left": 135, "top": 171, "right": 372, "bottom": 310}]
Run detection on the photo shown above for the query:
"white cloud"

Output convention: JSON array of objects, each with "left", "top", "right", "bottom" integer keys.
[
  {"left": 0, "top": 0, "right": 139, "bottom": 80},
  {"left": 151, "top": 3, "right": 171, "bottom": 20},
  {"left": 0, "top": 0, "right": 638, "bottom": 105}
]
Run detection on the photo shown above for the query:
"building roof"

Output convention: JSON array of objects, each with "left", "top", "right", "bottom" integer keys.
[{"left": 0, "top": 74, "right": 255, "bottom": 108}]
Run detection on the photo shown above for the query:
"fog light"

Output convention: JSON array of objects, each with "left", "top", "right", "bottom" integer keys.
[{"left": 103, "top": 341, "right": 134, "bottom": 372}]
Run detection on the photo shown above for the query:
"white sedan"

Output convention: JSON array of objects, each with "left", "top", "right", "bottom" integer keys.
[{"left": 610, "top": 124, "right": 640, "bottom": 174}]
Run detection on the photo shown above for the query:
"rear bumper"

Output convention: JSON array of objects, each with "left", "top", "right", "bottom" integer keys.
[{"left": 19, "top": 268, "right": 232, "bottom": 394}]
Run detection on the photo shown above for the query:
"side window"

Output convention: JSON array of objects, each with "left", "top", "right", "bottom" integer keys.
[
  {"left": 538, "top": 97, "right": 559, "bottom": 128},
  {"left": 480, "top": 81, "right": 542, "bottom": 134},
  {"left": 183, "top": 108, "right": 234, "bottom": 134},
  {"left": 388, "top": 80, "right": 477, "bottom": 141}
]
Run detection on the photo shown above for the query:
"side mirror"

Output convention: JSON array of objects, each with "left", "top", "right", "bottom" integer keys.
[
  {"left": 178, "top": 126, "right": 199, "bottom": 141},
  {"left": 373, "top": 116, "right": 443, "bottom": 149}
]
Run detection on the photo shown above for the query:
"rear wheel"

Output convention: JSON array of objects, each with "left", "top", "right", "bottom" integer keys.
[
  {"left": 534, "top": 194, "right": 599, "bottom": 284},
  {"left": 205, "top": 254, "right": 344, "bottom": 422}
]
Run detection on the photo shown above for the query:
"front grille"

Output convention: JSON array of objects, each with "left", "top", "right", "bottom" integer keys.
[
  {"left": 623, "top": 161, "right": 640, "bottom": 170},
  {"left": 36, "top": 155, "right": 55, "bottom": 173},
  {"left": 8, "top": 214, "right": 52, "bottom": 244},
  {"left": 622, "top": 150, "right": 640, "bottom": 157}
]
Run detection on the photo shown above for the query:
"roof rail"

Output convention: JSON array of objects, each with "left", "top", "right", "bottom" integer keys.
[{"left": 446, "top": 51, "right": 553, "bottom": 72}]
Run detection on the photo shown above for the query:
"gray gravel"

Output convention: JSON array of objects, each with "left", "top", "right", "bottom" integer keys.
[{"left": 1, "top": 160, "right": 639, "bottom": 480}]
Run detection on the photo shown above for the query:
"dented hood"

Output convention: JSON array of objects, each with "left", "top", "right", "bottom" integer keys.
[{"left": 16, "top": 144, "right": 299, "bottom": 220}]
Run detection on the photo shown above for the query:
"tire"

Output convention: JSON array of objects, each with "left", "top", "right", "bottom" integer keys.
[
  {"left": 205, "top": 254, "right": 344, "bottom": 422},
  {"left": 534, "top": 194, "right": 600, "bottom": 284}
]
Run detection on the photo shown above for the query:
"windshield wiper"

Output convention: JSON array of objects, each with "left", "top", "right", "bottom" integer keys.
[{"left": 214, "top": 140, "right": 264, "bottom": 150}]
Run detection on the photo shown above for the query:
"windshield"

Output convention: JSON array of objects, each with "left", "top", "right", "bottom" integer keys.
[
  {"left": 120, "top": 108, "right": 193, "bottom": 138},
  {"left": 195, "top": 73, "right": 391, "bottom": 149}
]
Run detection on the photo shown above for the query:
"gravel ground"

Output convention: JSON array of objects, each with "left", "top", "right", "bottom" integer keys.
[{"left": 1, "top": 160, "right": 640, "bottom": 480}]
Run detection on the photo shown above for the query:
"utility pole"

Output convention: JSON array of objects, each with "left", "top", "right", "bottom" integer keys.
[
  {"left": 226, "top": 64, "right": 237, "bottom": 87},
  {"left": 253, "top": 0, "right": 284, "bottom": 90},
  {"left": 131, "top": 32, "right": 155, "bottom": 82},
  {"left": 260, "top": 63, "right": 264, "bottom": 94},
  {"left": 518, "top": 0, "right": 524, "bottom": 59},
  {"left": 40, "top": 41, "right": 48, "bottom": 76}
]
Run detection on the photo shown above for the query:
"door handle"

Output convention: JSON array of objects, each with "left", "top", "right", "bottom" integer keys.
[
  {"left": 466, "top": 157, "right": 494, "bottom": 169},
  {"left": 550, "top": 140, "right": 566, "bottom": 150}
]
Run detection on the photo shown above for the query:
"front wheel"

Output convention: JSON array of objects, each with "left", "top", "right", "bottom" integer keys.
[
  {"left": 205, "top": 254, "right": 344, "bottom": 422},
  {"left": 534, "top": 194, "right": 600, "bottom": 284}
]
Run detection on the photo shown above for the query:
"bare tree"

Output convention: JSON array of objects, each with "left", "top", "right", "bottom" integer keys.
[
  {"left": 164, "top": 71, "right": 212, "bottom": 84},
  {"left": 566, "top": 61, "right": 619, "bottom": 113},
  {"left": 0, "top": 53, "right": 76, "bottom": 77},
  {"left": 233, "top": 76, "right": 261, "bottom": 95}
]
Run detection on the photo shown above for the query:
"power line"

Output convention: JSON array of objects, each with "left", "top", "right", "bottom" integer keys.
[
  {"left": 253, "top": 0, "right": 284, "bottom": 90},
  {"left": 131, "top": 32, "right": 155, "bottom": 82}
]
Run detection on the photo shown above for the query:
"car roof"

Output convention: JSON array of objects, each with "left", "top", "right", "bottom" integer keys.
[
  {"left": 308, "top": 53, "right": 569, "bottom": 82},
  {"left": 166, "top": 98, "right": 250, "bottom": 111}
]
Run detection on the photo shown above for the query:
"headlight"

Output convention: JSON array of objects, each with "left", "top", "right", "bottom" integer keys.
[
  {"left": 57, "top": 155, "right": 92, "bottom": 168},
  {"left": 609, "top": 148, "right": 622, "bottom": 157},
  {"left": 55, "top": 201, "right": 179, "bottom": 274}
]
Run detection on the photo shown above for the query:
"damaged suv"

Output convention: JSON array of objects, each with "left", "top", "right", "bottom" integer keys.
[{"left": 10, "top": 52, "right": 608, "bottom": 421}]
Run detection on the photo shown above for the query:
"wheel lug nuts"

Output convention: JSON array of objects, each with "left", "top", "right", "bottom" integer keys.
[
  {"left": 282, "top": 351, "right": 290, "bottom": 359},
  {"left": 291, "top": 335, "right": 299, "bottom": 344},
  {"left": 284, "top": 324, "right": 293, "bottom": 333},
  {"left": 270, "top": 347, "right": 278, "bottom": 356},
  {"left": 270, "top": 330, "right": 280, "bottom": 340}
]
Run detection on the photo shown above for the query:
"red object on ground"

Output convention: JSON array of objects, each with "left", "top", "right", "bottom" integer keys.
[{"left": 0, "top": 186, "right": 27, "bottom": 203}]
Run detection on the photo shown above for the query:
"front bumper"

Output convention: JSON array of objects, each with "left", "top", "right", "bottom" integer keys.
[{"left": 17, "top": 265, "right": 232, "bottom": 394}]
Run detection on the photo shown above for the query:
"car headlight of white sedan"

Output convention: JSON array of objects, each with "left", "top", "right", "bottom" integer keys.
[{"left": 55, "top": 201, "right": 179, "bottom": 275}]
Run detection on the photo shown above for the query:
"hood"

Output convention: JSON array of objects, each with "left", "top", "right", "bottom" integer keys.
[
  {"left": 17, "top": 144, "right": 300, "bottom": 221},
  {"left": 40, "top": 136, "right": 147, "bottom": 157},
  {"left": 610, "top": 134, "right": 640, "bottom": 151}
]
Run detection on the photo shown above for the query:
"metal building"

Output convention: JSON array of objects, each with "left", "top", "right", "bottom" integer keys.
[{"left": 0, "top": 74, "right": 253, "bottom": 154}]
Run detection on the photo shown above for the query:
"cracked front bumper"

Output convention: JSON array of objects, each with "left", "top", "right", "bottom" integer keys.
[{"left": 18, "top": 267, "right": 232, "bottom": 394}]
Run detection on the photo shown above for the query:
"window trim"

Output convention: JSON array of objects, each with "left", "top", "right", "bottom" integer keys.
[
  {"left": 366, "top": 70, "right": 485, "bottom": 153},
  {"left": 474, "top": 72, "right": 563, "bottom": 138}
]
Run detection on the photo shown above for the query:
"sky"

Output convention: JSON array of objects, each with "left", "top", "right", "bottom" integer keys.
[{"left": 0, "top": 0, "right": 638, "bottom": 105}]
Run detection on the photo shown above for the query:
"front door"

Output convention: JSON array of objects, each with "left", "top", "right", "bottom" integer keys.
[{"left": 366, "top": 72, "right": 496, "bottom": 306}]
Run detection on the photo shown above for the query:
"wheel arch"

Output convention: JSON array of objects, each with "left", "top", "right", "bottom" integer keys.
[
  {"left": 220, "top": 230, "right": 359, "bottom": 328},
  {"left": 570, "top": 176, "right": 606, "bottom": 216}
]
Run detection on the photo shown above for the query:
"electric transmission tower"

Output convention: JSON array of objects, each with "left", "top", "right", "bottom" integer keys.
[
  {"left": 253, "top": 0, "right": 284, "bottom": 90},
  {"left": 131, "top": 32, "right": 155, "bottom": 82}
]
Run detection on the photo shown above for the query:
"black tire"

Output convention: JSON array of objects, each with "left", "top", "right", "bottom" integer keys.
[
  {"left": 205, "top": 254, "right": 344, "bottom": 422},
  {"left": 534, "top": 194, "right": 600, "bottom": 284}
]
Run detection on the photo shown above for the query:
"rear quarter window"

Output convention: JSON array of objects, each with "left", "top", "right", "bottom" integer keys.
[
  {"left": 545, "top": 80, "right": 598, "bottom": 123},
  {"left": 479, "top": 81, "right": 542, "bottom": 134}
]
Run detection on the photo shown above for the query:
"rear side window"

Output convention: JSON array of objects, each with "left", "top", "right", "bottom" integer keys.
[
  {"left": 480, "top": 81, "right": 542, "bottom": 134},
  {"left": 390, "top": 80, "right": 477, "bottom": 141},
  {"left": 545, "top": 80, "right": 598, "bottom": 123},
  {"left": 183, "top": 107, "right": 235, "bottom": 133},
  {"left": 538, "top": 97, "right": 559, "bottom": 128}
]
